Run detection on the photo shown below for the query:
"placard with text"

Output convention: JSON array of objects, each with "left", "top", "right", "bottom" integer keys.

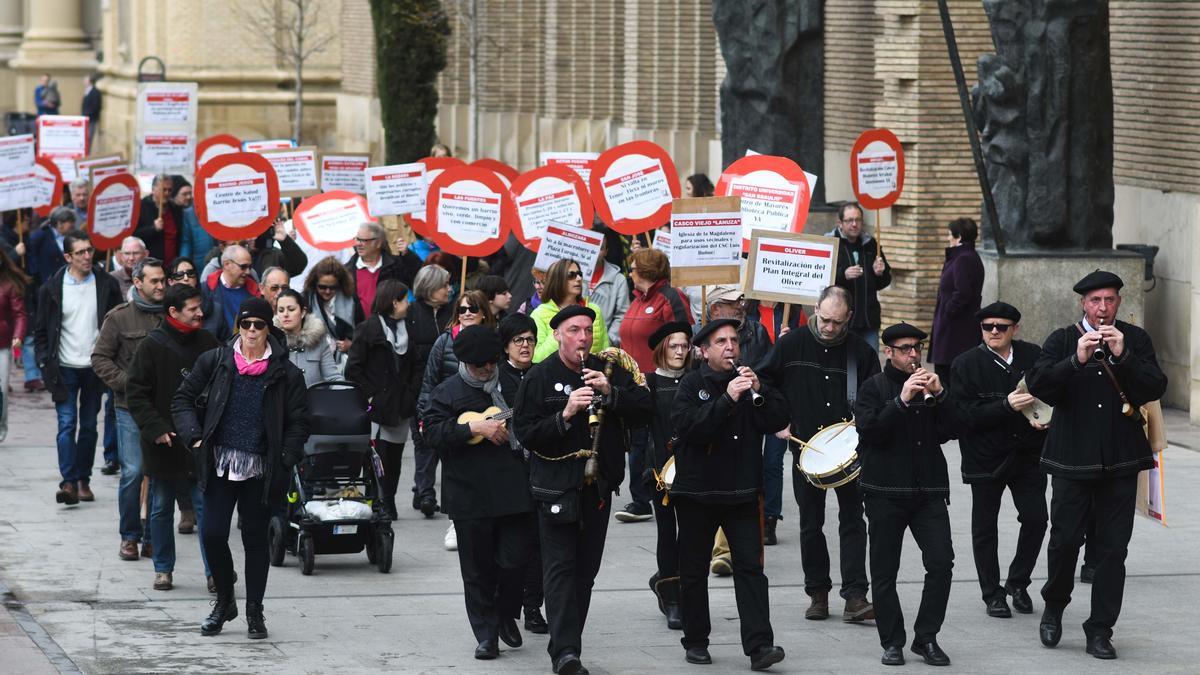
[
  {"left": 533, "top": 223, "right": 604, "bottom": 280},
  {"left": 669, "top": 196, "right": 743, "bottom": 286},
  {"left": 320, "top": 153, "right": 369, "bottom": 194},
  {"left": 743, "top": 229, "right": 839, "bottom": 306},
  {"left": 365, "top": 163, "right": 426, "bottom": 217},
  {"left": 36, "top": 115, "right": 89, "bottom": 181},
  {"left": 257, "top": 146, "right": 320, "bottom": 197}
]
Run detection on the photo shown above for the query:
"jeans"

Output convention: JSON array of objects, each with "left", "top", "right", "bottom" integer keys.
[
  {"left": 103, "top": 390, "right": 117, "bottom": 465},
  {"left": 115, "top": 408, "right": 145, "bottom": 543},
  {"left": 202, "top": 471, "right": 271, "bottom": 603},
  {"left": 851, "top": 326, "right": 879, "bottom": 352},
  {"left": 150, "top": 477, "right": 209, "bottom": 576},
  {"left": 0, "top": 348, "right": 11, "bottom": 436},
  {"left": 55, "top": 367, "right": 104, "bottom": 486},
  {"left": 762, "top": 435, "right": 786, "bottom": 519},
  {"left": 21, "top": 336, "right": 39, "bottom": 381},
  {"left": 625, "top": 427, "right": 653, "bottom": 506}
]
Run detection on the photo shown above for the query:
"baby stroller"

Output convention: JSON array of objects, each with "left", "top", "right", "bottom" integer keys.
[{"left": 268, "top": 381, "right": 394, "bottom": 574}]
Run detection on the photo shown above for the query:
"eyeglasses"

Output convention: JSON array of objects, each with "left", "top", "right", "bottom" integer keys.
[
  {"left": 227, "top": 261, "right": 252, "bottom": 271},
  {"left": 316, "top": 284, "right": 337, "bottom": 292},
  {"left": 355, "top": 237, "right": 379, "bottom": 244},
  {"left": 980, "top": 322, "right": 1013, "bottom": 333},
  {"left": 470, "top": 359, "right": 498, "bottom": 368},
  {"left": 667, "top": 343, "right": 690, "bottom": 352},
  {"left": 239, "top": 319, "right": 268, "bottom": 331},
  {"left": 458, "top": 305, "right": 480, "bottom": 315},
  {"left": 510, "top": 336, "right": 535, "bottom": 346},
  {"left": 890, "top": 342, "right": 924, "bottom": 354},
  {"left": 566, "top": 270, "right": 583, "bottom": 280},
  {"left": 69, "top": 246, "right": 94, "bottom": 257},
  {"left": 170, "top": 270, "right": 197, "bottom": 280}
]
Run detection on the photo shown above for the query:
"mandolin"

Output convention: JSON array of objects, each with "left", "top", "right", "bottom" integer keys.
[{"left": 457, "top": 406, "right": 515, "bottom": 445}]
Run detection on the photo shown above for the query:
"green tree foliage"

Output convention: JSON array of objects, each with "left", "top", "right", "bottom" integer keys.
[{"left": 371, "top": 0, "right": 451, "bottom": 164}]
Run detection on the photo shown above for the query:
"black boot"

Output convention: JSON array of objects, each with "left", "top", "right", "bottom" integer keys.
[
  {"left": 201, "top": 595, "right": 238, "bottom": 636},
  {"left": 246, "top": 601, "right": 268, "bottom": 639},
  {"left": 378, "top": 441, "right": 403, "bottom": 520},
  {"left": 655, "top": 576, "right": 683, "bottom": 630},
  {"left": 763, "top": 516, "right": 778, "bottom": 546}
]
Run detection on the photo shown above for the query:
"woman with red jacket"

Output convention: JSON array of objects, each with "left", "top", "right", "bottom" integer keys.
[{"left": 0, "top": 248, "right": 29, "bottom": 441}]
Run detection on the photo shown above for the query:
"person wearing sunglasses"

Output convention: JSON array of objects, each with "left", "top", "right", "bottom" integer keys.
[
  {"left": 200, "top": 245, "right": 260, "bottom": 342},
  {"left": 304, "top": 256, "right": 366, "bottom": 362},
  {"left": 260, "top": 267, "right": 291, "bottom": 311},
  {"left": 931, "top": 217, "right": 984, "bottom": 392},
  {"left": 853, "top": 322, "right": 958, "bottom": 667},
  {"left": 529, "top": 259, "right": 609, "bottom": 363},
  {"left": 171, "top": 297, "right": 310, "bottom": 640},
  {"left": 166, "top": 257, "right": 200, "bottom": 288}
]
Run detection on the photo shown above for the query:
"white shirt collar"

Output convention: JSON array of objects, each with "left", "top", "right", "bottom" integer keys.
[
  {"left": 356, "top": 256, "right": 382, "bottom": 273},
  {"left": 985, "top": 344, "right": 1014, "bottom": 365}
]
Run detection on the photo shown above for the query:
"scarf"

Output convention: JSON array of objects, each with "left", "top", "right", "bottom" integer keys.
[
  {"left": 808, "top": 314, "right": 848, "bottom": 347},
  {"left": 233, "top": 337, "right": 272, "bottom": 376},
  {"left": 131, "top": 287, "right": 164, "bottom": 314},
  {"left": 165, "top": 314, "right": 198, "bottom": 334},
  {"left": 379, "top": 315, "right": 409, "bottom": 355},
  {"left": 655, "top": 366, "right": 686, "bottom": 378}
]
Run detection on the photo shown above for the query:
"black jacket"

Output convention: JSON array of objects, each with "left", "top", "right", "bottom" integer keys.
[
  {"left": 737, "top": 316, "right": 773, "bottom": 370},
  {"left": 125, "top": 323, "right": 220, "bottom": 480},
  {"left": 134, "top": 197, "right": 184, "bottom": 261},
  {"left": 669, "top": 363, "right": 789, "bottom": 504},
  {"left": 854, "top": 363, "right": 959, "bottom": 500},
  {"left": 423, "top": 374, "right": 533, "bottom": 520},
  {"left": 760, "top": 326, "right": 880, "bottom": 444},
  {"left": 1026, "top": 321, "right": 1167, "bottom": 479},
  {"left": 344, "top": 315, "right": 420, "bottom": 427},
  {"left": 514, "top": 351, "right": 652, "bottom": 501},
  {"left": 81, "top": 87, "right": 101, "bottom": 122},
  {"left": 418, "top": 329, "right": 460, "bottom": 419},
  {"left": 170, "top": 335, "right": 311, "bottom": 503},
  {"left": 646, "top": 371, "right": 684, "bottom": 475},
  {"left": 34, "top": 266, "right": 123, "bottom": 403},
  {"left": 950, "top": 341, "right": 1046, "bottom": 483},
  {"left": 344, "top": 250, "right": 423, "bottom": 291},
  {"left": 829, "top": 230, "right": 891, "bottom": 330}
]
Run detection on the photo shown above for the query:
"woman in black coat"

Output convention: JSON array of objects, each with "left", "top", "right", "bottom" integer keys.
[
  {"left": 345, "top": 279, "right": 421, "bottom": 519},
  {"left": 931, "top": 217, "right": 985, "bottom": 390}
]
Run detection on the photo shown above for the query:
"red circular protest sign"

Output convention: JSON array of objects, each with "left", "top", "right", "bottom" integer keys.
[
  {"left": 470, "top": 158, "right": 519, "bottom": 187},
  {"left": 293, "top": 190, "right": 376, "bottom": 252},
  {"left": 194, "top": 152, "right": 280, "bottom": 241},
  {"left": 87, "top": 173, "right": 142, "bottom": 251},
  {"left": 32, "top": 157, "right": 63, "bottom": 218},
  {"left": 850, "top": 129, "right": 905, "bottom": 210},
  {"left": 195, "top": 134, "right": 243, "bottom": 173},
  {"left": 589, "top": 140, "right": 680, "bottom": 235},
  {"left": 427, "top": 166, "right": 512, "bottom": 258},
  {"left": 508, "top": 164, "right": 594, "bottom": 251},
  {"left": 716, "top": 154, "right": 812, "bottom": 252},
  {"left": 405, "top": 156, "right": 467, "bottom": 238}
]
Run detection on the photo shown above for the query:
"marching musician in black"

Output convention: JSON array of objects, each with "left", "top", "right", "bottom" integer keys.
[
  {"left": 422, "top": 325, "right": 533, "bottom": 661},
  {"left": 669, "top": 318, "right": 788, "bottom": 671},
  {"left": 513, "top": 305, "right": 652, "bottom": 675},
  {"left": 855, "top": 323, "right": 958, "bottom": 667},
  {"left": 644, "top": 320, "right": 692, "bottom": 631},
  {"left": 949, "top": 302, "right": 1048, "bottom": 619},
  {"left": 1026, "top": 271, "right": 1166, "bottom": 660},
  {"left": 760, "top": 286, "right": 878, "bottom": 623}
]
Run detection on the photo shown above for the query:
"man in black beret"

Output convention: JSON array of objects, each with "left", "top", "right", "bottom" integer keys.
[
  {"left": 1026, "top": 271, "right": 1166, "bottom": 660},
  {"left": 854, "top": 321, "right": 958, "bottom": 666},
  {"left": 669, "top": 318, "right": 789, "bottom": 670},
  {"left": 949, "top": 302, "right": 1048, "bottom": 620},
  {"left": 513, "top": 304, "right": 652, "bottom": 675},
  {"left": 422, "top": 324, "right": 534, "bottom": 661}
]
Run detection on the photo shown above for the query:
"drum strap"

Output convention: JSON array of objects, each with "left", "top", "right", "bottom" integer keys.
[{"left": 846, "top": 349, "right": 858, "bottom": 405}]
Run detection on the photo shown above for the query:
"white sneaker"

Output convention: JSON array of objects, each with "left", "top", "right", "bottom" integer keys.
[{"left": 444, "top": 522, "right": 457, "bottom": 551}]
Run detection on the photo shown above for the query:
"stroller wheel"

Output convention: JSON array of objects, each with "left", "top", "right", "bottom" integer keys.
[
  {"left": 376, "top": 527, "right": 394, "bottom": 574},
  {"left": 365, "top": 525, "right": 378, "bottom": 564},
  {"left": 298, "top": 532, "right": 315, "bottom": 576},
  {"left": 268, "top": 517, "right": 286, "bottom": 567}
]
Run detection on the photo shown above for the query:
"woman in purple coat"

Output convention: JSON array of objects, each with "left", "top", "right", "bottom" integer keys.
[{"left": 931, "top": 217, "right": 984, "bottom": 391}]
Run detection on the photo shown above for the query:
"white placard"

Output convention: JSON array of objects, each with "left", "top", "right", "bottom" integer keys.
[
  {"left": 198, "top": 141, "right": 239, "bottom": 169},
  {"left": 599, "top": 156, "right": 673, "bottom": 222},
  {"left": 670, "top": 211, "right": 743, "bottom": 268},
  {"left": 243, "top": 139, "right": 295, "bottom": 152},
  {"left": 91, "top": 181, "right": 138, "bottom": 239},
  {"left": 533, "top": 223, "right": 604, "bottom": 279},
  {"left": 540, "top": 151, "right": 599, "bottom": 186},
  {"left": 0, "top": 171, "right": 36, "bottom": 212},
  {"left": 135, "top": 83, "right": 197, "bottom": 174},
  {"left": 76, "top": 154, "right": 122, "bottom": 177},
  {"left": 652, "top": 229, "right": 672, "bottom": 254},
  {"left": 90, "top": 164, "right": 130, "bottom": 187},
  {"left": 138, "top": 133, "right": 193, "bottom": 172},
  {"left": 856, "top": 143, "right": 899, "bottom": 196},
  {"left": 749, "top": 234, "right": 838, "bottom": 302},
  {"left": 298, "top": 198, "right": 370, "bottom": 246},
  {"left": 437, "top": 186, "right": 502, "bottom": 244},
  {"left": 515, "top": 178, "right": 584, "bottom": 239},
  {"left": 0, "top": 135, "right": 35, "bottom": 175},
  {"left": 31, "top": 162, "right": 58, "bottom": 211},
  {"left": 205, "top": 173, "right": 270, "bottom": 224},
  {"left": 321, "top": 154, "right": 369, "bottom": 194},
  {"left": 365, "top": 164, "right": 425, "bottom": 216},
  {"left": 36, "top": 116, "right": 89, "bottom": 181},
  {"left": 728, "top": 180, "right": 800, "bottom": 238},
  {"left": 259, "top": 148, "right": 319, "bottom": 195},
  {"left": 139, "top": 83, "right": 198, "bottom": 125}
]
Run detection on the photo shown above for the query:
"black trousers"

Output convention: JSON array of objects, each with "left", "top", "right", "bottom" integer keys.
[
  {"left": 865, "top": 494, "right": 954, "bottom": 649},
  {"left": 455, "top": 513, "right": 532, "bottom": 644},
  {"left": 201, "top": 471, "right": 271, "bottom": 604},
  {"left": 792, "top": 464, "right": 868, "bottom": 599},
  {"left": 652, "top": 488, "right": 679, "bottom": 578},
  {"left": 969, "top": 456, "right": 1047, "bottom": 602},
  {"left": 377, "top": 440, "right": 405, "bottom": 513},
  {"left": 539, "top": 484, "right": 611, "bottom": 661},
  {"left": 1041, "top": 474, "right": 1137, "bottom": 638},
  {"left": 522, "top": 512, "right": 544, "bottom": 612},
  {"left": 410, "top": 431, "right": 439, "bottom": 501},
  {"left": 675, "top": 496, "right": 773, "bottom": 655}
]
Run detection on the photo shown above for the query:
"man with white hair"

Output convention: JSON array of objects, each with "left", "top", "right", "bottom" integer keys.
[
  {"left": 68, "top": 177, "right": 90, "bottom": 225},
  {"left": 201, "top": 244, "right": 259, "bottom": 341},
  {"left": 113, "top": 236, "right": 148, "bottom": 298},
  {"left": 260, "top": 267, "right": 289, "bottom": 310}
]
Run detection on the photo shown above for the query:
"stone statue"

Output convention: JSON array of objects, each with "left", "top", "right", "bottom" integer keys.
[
  {"left": 713, "top": 0, "right": 825, "bottom": 206},
  {"left": 973, "top": 0, "right": 1114, "bottom": 250}
]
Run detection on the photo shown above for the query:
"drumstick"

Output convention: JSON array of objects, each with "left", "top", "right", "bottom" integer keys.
[
  {"left": 788, "top": 435, "right": 825, "bottom": 454},
  {"left": 827, "top": 422, "right": 853, "bottom": 442}
]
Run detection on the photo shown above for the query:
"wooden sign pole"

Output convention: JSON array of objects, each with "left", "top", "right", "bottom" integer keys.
[
  {"left": 460, "top": 255, "right": 469, "bottom": 293},
  {"left": 876, "top": 209, "right": 883, "bottom": 257},
  {"left": 780, "top": 303, "right": 792, "bottom": 332},
  {"left": 700, "top": 285, "right": 708, "bottom": 325},
  {"left": 16, "top": 210, "right": 25, "bottom": 267}
]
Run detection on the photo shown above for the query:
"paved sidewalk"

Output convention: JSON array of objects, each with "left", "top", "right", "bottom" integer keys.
[{"left": 0, "top": 385, "right": 1197, "bottom": 674}]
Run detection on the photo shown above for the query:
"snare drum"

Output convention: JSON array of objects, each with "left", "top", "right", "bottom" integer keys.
[{"left": 796, "top": 421, "right": 861, "bottom": 490}]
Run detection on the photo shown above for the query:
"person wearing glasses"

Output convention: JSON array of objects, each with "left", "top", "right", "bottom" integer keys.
[
  {"left": 259, "top": 267, "right": 291, "bottom": 311},
  {"left": 828, "top": 202, "right": 891, "bottom": 350},
  {"left": 35, "top": 231, "right": 123, "bottom": 505},
  {"left": 931, "top": 218, "right": 985, "bottom": 392},
  {"left": 166, "top": 257, "right": 199, "bottom": 288},
  {"left": 201, "top": 245, "right": 259, "bottom": 342},
  {"left": 529, "top": 259, "right": 608, "bottom": 363},
  {"left": 171, "top": 297, "right": 310, "bottom": 640},
  {"left": 854, "top": 323, "right": 958, "bottom": 667},
  {"left": 344, "top": 223, "right": 422, "bottom": 314},
  {"left": 304, "top": 256, "right": 366, "bottom": 363},
  {"left": 948, "top": 302, "right": 1048, "bottom": 621}
]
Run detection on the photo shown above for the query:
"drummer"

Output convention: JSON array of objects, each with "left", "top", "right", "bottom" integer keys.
[
  {"left": 854, "top": 322, "right": 959, "bottom": 667},
  {"left": 948, "top": 302, "right": 1048, "bottom": 619},
  {"left": 760, "top": 286, "right": 878, "bottom": 623}
]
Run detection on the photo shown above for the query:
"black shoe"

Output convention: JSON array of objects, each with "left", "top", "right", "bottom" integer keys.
[
  {"left": 749, "top": 645, "right": 785, "bottom": 671},
  {"left": 245, "top": 602, "right": 267, "bottom": 639},
  {"left": 1039, "top": 609, "right": 1062, "bottom": 647},
  {"left": 763, "top": 516, "right": 778, "bottom": 546},
  {"left": 685, "top": 647, "right": 712, "bottom": 664},
  {"left": 986, "top": 596, "right": 1012, "bottom": 618},
  {"left": 419, "top": 496, "right": 438, "bottom": 518},
  {"left": 1080, "top": 564, "right": 1096, "bottom": 584},
  {"left": 1006, "top": 584, "right": 1034, "bottom": 614},
  {"left": 412, "top": 494, "right": 422, "bottom": 511},
  {"left": 100, "top": 460, "right": 119, "bottom": 475},
  {"left": 474, "top": 639, "right": 499, "bottom": 660},
  {"left": 524, "top": 607, "right": 548, "bottom": 634},
  {"left": 553, "top": 650, "right": 586, "bottom": 675},
  {"left": 1086, "top": 635, "right": 1117, "bottom": 660},
  {"left": 881, "top": 645, "right": 905, "bottom": 666},
  {"left": 665, "top": 602, "right": 683, "bottom": 630},
  {"left": 614, "top": 501, "right": 652, "bottom": 523},
  {"left": 200, "top": 596, "right": 238, "bottom": 636},
  {"left": 910, "top": 640, "right": 950, "bottom": 666},
  {"left": 498, "top": 617, "right": 522, "bottom": 648}
]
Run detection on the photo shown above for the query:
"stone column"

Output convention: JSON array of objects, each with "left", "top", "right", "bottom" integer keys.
[
  {"left": 0, "top": 0, "right": 23, "bottom": 113},
  {"left": 10, "top": 0, "right": 98, "bottom": 116}
]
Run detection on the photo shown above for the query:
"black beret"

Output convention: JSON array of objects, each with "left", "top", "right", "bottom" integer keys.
[
  {"left": 453, "top": 325, "right": 503, "bottom": 365},
  {"left": 692, "top": 318, "right": 741, "bottom": 347},
  {"left": 237, "top": 297, "right": 273, "bottom": 325},
  {"left": 1073, "top": 269, "right": 1124, "bottom": 295},
  {"left": 549, "top": 304, "right": 596, "bottom": 329},
  {"left": 881, "top": 322, "right": 928, "bottom": 345},
  {"left": 648, "top": 321, "right": 691, "bottom": 351},
  {"left": 974, "top": 301, "right": 1021, "bottom": 324},
  {"left": 498, "top": 313, "right": 537, "bottom": 344}
]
